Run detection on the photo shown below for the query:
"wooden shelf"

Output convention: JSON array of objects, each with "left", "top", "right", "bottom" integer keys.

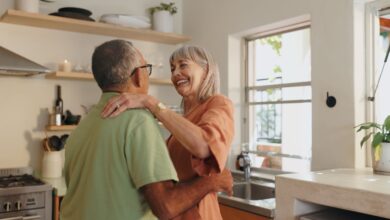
[
  {"left": 46, "top": 71, "right": 93, "bottom": 80},
  {"left": 0, "top": 10, "right": 191, "bottom": 45},
  {"left": 45, "top": 71, "right": 173, "bottom": 85},
  {"left": 46, "top": 125, "right": 77, "bottom": 131}
]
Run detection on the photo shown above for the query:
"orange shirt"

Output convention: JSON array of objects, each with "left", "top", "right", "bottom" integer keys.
[{"left": 167, "top": 95, "right": 234, "bottom": 220}]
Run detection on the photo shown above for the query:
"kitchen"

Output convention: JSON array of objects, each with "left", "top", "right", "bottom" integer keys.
[{"left": 0, "top": 0, "right": 390, "bottom": 219}]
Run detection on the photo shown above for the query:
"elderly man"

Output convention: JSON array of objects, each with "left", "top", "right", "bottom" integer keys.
[{"left": 60, "top": 39, "right": 232, "bottom": 220}]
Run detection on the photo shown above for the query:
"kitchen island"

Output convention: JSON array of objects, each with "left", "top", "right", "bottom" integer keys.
[{"left": 275, "top": 168, "right": 390, "bottom": 219}]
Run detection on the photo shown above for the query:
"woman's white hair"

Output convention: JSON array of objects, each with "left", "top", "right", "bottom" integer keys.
[{"left": 170, "top": 45, "right": 220, "bottom": 102}]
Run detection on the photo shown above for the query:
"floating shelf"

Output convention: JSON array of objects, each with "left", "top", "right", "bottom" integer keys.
[
  {"left": 46, "top": 71, "right": 93, "bottom": 80},
  {"left": 46, "top": 125, "right": 77, "bottom": 131},
  {"left": 45, "top": 71, "right": 173, "bottom": 85},
  {"left": 0, "top": 10, "right": 191, "bottom": 45}
]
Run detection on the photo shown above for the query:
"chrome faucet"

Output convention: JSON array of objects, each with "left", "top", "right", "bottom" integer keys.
[{"left": 237, "top": 151, "right": 251, "bottom": 182}]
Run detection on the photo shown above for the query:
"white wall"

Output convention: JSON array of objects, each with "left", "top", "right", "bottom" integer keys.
[
  {"left": 0, "top": 0, "right": 369, "bottom": 173},
  {"left": 183, "top": 0, "right": 363, "bottom": 170},
  {"left": 0, "top": 0, "right": 182, "bottom": 171}
]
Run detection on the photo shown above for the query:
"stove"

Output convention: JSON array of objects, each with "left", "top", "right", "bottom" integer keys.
[{"left": 0, "top": 167, "right": 52, "bottom": 220}]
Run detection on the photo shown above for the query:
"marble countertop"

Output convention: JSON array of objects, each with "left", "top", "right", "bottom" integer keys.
[
  {"left": 275, "top": 168, "right": 390, "bottom": 220},
  {"left": 278, "top": 168, "right": 390, "bottom": 195}
]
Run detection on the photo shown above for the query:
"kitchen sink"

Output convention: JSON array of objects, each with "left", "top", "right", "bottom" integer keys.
[
  {"left": 232, "top": 182, "right": 275, "bottom": 200},
  {"left": 218, "top": 173, "right": 276, "bottom": 218}
]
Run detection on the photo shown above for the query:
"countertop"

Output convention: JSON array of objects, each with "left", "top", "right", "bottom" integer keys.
[{"left": 275, "top": 168, "right": 390, "bottom": 219}]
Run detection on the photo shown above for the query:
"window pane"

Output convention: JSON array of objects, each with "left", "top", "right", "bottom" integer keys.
[
  {"left": 247, "top": 29, "right": 311, "bottom": 87},
  {"left": 376, "top": 15, "right": 390, "bottom": 124},
  {"left": 249, "top": 102, "right": 312, "bottom": 172},
  {"left": 252, "top": 104, "right": 282, "bottom": 143}
]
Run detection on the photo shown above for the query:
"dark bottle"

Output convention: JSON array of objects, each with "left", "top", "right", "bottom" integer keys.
[{"left": 55, "top": 85, "right": 63, "bottom": 116}]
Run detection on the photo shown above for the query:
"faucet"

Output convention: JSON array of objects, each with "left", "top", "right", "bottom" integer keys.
[{"left": 237, "top": 151, "right": 251, "bottom": 182}]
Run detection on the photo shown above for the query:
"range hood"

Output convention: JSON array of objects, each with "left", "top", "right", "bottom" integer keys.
[{"left": 0, "top": 46, "right": 51, "bottom": 76}]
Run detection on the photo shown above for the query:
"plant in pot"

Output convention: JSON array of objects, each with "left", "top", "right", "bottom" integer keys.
[
  {"left": 149, "top": 2, "right": 177, "bottom": 33},
  {"left": 356, "top": 115, "right": 390, "bottom": 175}
]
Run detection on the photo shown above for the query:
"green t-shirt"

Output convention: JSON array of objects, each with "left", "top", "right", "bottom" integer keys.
[{"left": 60, "top": 93, "right": 178, "bottom": 220}]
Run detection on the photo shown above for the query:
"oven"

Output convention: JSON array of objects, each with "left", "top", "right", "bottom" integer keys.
[{"left": 0, "top": 168, "right": 52, "bottom": 220}]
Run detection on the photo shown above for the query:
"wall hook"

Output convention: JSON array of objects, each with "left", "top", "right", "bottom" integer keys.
[{"left": 326, "top": 92, "right": 336, "bottom": 108}]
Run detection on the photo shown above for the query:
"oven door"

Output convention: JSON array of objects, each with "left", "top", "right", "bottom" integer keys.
[{"left": 0, "top": 209, "right": 45, "bottom": 220}]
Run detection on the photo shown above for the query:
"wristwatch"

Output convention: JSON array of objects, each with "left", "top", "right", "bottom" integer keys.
[{"left": 155, "top": 102, "right": 167, "bottom": 113}]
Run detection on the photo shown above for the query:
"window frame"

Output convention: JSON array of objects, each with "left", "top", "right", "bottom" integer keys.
[
  {"left": 364, "top": 0, "right": 390, "bottom": 166},
  {"left": 243, "top": 21, "right": 312, "bottom": 167}
]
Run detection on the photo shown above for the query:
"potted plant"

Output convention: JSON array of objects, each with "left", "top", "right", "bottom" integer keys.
[
  {"left": 149, "top": 2, "right": 177, "bottom": 33},
  {"left": 356, "top": 115, "right": 390, "bottom": 175}
]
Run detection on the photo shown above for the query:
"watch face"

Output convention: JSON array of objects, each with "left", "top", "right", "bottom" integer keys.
[{"left": 158, "top": 102, "right": 167, "bottom": 110}]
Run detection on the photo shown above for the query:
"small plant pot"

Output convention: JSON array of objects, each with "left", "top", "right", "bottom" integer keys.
[
  {"left": 152, "top": 11, "right": 173, "bottom": 33},
  {"left": 372, "top": 142, "right": 390, "bottom": 175},
  {"left": 15, "top": 0, "right": 39, "bottom": 13}
]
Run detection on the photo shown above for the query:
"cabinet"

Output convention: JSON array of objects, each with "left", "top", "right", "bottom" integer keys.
[{"left": 219, "top": 204, "right": 272, "bottom": 220}]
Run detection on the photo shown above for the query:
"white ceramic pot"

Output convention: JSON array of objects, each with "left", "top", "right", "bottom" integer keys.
[
  {"left": 42, "top": 150, "right": 64, "bottom": 178},
  {"left": 152, "top": 11, "right": 173, "bottom": 33},
  {"left": 372, "top": 142, "right": 390, "bottom": 175},
  {"left": 15, "top": 0, "right": 39, "bottom": 13}
]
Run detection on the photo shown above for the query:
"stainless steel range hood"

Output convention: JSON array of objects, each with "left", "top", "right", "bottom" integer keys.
[{"left": 0, "top": 46, "right": 51, "bottom": 76}]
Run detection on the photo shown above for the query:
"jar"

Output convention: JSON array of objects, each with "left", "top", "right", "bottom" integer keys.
[
  {"left": 41, "top": 150, "right": 63, "bottom": 178},
  {"left": 15, "top": 0, "right": 39, "bottom": 13}
]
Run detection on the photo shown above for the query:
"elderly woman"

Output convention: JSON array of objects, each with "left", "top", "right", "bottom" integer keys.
[{"left": 101, "top": 46, "right": 234, "bottom": 219}]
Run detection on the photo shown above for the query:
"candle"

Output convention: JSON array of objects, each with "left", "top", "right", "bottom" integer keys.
[{"left": 59, "top": 60, "right": 72, "bottom": 72}]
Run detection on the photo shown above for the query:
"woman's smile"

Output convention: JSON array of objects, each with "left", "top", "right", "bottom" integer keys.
[{"left": 175, "top": 79, "right": 190, "bottom": 87}]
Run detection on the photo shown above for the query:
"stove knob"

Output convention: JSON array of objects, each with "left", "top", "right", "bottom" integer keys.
[
  {"left": 15, "top": 201, "right": 22, "bottom": 210},
  {"left": 3, "top": 202, "right": 11, "bottom": 212}
]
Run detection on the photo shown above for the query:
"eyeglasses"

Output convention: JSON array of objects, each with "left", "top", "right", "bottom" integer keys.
[{"left": 130, "top": 64, "right": 152, "bottom": 77}]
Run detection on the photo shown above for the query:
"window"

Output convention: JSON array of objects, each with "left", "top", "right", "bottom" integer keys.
[
  {"left": 363, "top": 1, "right": 390, "bottom": 166},
  {"left": 376, "top": 10, "right": 390, "bottom": 126},
  {"left": 244, "top": 23, "right": 312, "bottom": 173}
]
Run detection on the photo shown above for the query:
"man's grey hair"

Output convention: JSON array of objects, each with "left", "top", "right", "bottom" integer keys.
[
  {"left": 170, "top": 45, "right": 220, "bottom": 102},
  {"left": 92, "top": 39, "right": 142, "bottom": 90}
]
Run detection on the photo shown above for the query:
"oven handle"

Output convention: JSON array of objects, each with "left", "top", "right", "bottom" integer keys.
[
  {"left": 0, "top": 215, "right": 41, "bottom": 220},
  {"left": 23, "top": 215, "right": 41, "bottom": 220},
  {"left": 0, "top": 217, "right": 22, "bottom": 220}
]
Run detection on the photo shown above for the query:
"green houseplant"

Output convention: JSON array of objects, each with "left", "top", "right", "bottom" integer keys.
[
  {"left": 356, "top": 115, "right": 390, "bottom": 175},
  {"left": 149, "top": 2, "right": 177, "bottom": 32},
  {"left": 149, "top": 2, "right": 178, "bottom": 15}
]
